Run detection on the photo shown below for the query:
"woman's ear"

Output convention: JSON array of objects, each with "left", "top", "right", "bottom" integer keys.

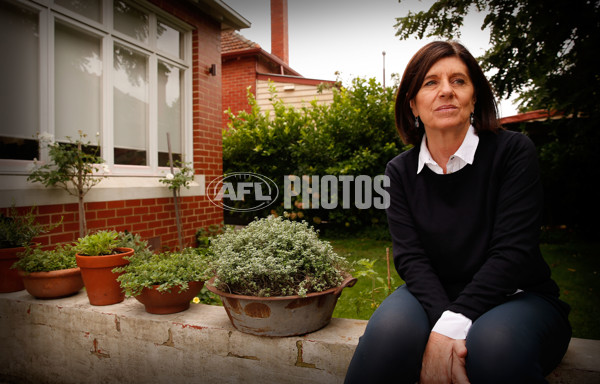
[{"left": 409, "top": 99, "right": 418, "bottom": 118}]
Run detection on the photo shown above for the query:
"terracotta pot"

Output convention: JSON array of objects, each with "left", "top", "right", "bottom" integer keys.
[
  {"left": 135, "top": 281, "right": 204, "bottom": 314},
  {"left": 18, "top": 267, "right": 84, "bottom": 299},
  {"left": 0, "top": 246, "right": 26, "bottom": 292},
  {"left": 206, "top": 276, "right": 357, "bottom": 337},
  {"left": 76, "top": 247, "right": 133, "bottom": 306}
]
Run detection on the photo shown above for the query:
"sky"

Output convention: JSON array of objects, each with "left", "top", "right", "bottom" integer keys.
[{"left": 223, "top": 0, "right": 520, "bottom": 118}]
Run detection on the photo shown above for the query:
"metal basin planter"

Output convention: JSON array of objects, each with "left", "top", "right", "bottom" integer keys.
[{"left": 207, "top": 276, "right": 357, "bottom": 337}]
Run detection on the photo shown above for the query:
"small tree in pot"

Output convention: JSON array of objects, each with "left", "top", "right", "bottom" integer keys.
[{"left": 28, "top": 131, "right": 108, "bottom": 237}]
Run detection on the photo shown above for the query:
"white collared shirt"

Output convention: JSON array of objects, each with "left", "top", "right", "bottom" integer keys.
[
  {"left": 418, "top": 125, "right": 479, "bottom": 175},
  {"left": 417, "top": 125, "right": 479, "bottom": 339}
]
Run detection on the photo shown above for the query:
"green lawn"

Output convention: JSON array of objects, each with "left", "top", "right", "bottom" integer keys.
[{"left": 327, "top": 236, "right": 600, "bottom": 340}]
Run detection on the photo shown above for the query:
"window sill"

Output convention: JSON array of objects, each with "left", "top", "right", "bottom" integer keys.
[{"left": 0, "top": 174, "right": 205, "bottom": 208}]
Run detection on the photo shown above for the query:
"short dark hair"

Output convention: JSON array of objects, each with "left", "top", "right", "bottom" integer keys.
[{"left": 394, "top": 41, "right": 500, "bottom": 146}]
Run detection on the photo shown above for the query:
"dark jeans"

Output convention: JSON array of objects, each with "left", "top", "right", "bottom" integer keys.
[{"left": 344, "top": 285, "right": 571, "bottom": 384}]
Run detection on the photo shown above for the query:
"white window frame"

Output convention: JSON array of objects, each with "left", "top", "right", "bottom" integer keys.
[{"left": 0, "top": 0, "right": 193, "bottom": 178}]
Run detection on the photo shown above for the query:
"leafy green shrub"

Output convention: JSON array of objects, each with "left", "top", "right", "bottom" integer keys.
[
  {"left": 0, "top": 206, "right": 60, "bottom": 249},
  {"left": 116, "top": 231, "right": 151, "bottom": 255},
  {"left": 209, "top": 215, "right": 349, "bottom": 297},
  {"left": 75, "top": 230, "right": 120, "bottom": 256},
  {"left": 12, "top": 244, "right": 77, "bottom": 273},
  {"left": 195, "top": 223, "right": 227, "bottom": 248},
  {"left": 223, "top": 78, "right": 404, "bottom": 231},
  {"left": 115, "top": 248, "right": 211, "bottom": 297}
]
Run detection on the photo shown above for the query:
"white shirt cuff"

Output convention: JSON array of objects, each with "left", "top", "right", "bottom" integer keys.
[{"left": 431, "top": 310, "right": 472, "bottom": 340}]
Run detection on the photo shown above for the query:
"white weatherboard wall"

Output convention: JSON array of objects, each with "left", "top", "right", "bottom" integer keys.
[
  {"left": 1, "top": 291, "right": 598, "bottom": 384},
  {"left": 256, "top": 79, "right": 334, "bottom": 114}
]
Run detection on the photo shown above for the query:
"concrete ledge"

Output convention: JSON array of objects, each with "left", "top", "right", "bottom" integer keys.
[
  {"left": 0, "top": 291, "right": 598, "bottom": 383},
  {"left": 0, "top": 291, "right": 364, "bottom": 384}
]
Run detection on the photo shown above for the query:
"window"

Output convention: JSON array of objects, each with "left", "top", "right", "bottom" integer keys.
[
  {"left": 0, "top": 0, "right": 191, "bottom": 174},
  {"left": 113, "top": 43, "right": 149, "bottom": 165},
  {"left": 55, "top": 22, "right": 102, "bottom": 142},
  {"left": 0, "top": 1, "right": 39, "bottom": 161}
]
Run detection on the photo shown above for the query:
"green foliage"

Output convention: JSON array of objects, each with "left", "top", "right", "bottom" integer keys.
[
  {"left": 223, "top": 78, "right": 402, "bottom": 230},
  {"left": 195, "top": 223, "right": 227, "bottom": 249},
  {"left": 0, "top": 206, "right": 59, "bottom": 249},
  {"left": 394, "top": 0, "right": 600, "bottom": 116},
  {"left": 115, "top": 248, "right": 211, "bottom": 297},
  {"left": 351, "top": 258, "right": 394, "bottom": 311},
  {"left": 116, "top": 231, "right": 152, "bottom": 256},
  {"left": 209, "top": 215, "right": 349, "bottom": 297},
  {"left": 11, "top": 244, "right": 77, "bottom": 273},
  {"left": 158, "top": 160, "right": 194, "bottom": 193},
  {"left": 27, "top": 131, "right": 107, "bottom": 236},
  {"left": 75, "top": 230, "right": 120, "bottom": 256},
  {"left": 27, "top": 131, "right": 106, "bottom": 199}
]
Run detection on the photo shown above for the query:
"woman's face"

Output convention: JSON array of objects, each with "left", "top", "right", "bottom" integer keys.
[{"left": 409, "top": 56, "right": 476, "bottom": 135}]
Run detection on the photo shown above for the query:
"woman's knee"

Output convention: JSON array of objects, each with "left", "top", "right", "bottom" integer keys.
[
  {"left": 464, "top": 293, "right": 571, "bottom": 383},
  {"left": 364, "top": 286, "right": 430, "bottom": 347},
  {"left": 344, "top": 286, "right": 430, "bottom": 384}
]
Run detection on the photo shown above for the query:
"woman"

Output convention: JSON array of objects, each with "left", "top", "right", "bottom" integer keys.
[{"left": 344, "top": 41, "right": 571, "bottom": 384}]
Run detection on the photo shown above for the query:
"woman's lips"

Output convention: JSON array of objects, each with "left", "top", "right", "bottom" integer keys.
[{"left": 435, "top": 105, "right": 457, "bottom": 111}]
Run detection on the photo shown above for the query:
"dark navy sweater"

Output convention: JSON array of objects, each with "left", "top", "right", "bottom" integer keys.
[{"left": 385, "top": 129, "right": 565, "bottom": 326}]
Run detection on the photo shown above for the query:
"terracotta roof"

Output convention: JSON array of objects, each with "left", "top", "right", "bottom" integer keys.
[
  {"left": 499, "top": 109, "right": 562, "bottom": 125},
  {"left": 222, "top": 30, "right": 260, "bottom": 53}
]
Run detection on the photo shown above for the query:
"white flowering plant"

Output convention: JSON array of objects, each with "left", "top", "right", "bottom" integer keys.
[
  {"left": 28, "top": 131, "right": 108, "bottom": 236},
  {"left": 159, "top": 160, "right": 194, "bottom": 193},
  {"left": 208, "top": 215, "right": 350, "bottom": 297}
]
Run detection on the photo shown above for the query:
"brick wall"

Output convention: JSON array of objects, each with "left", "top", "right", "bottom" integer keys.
[
  {"left": 2, "top": 0, "right": 224, "bottom": 250},
  {"left": 222, "top": 56, "right": 258, "bottom": 128},
  {"left": 2, "top": 197, "right": 216, "bottom": 249}
]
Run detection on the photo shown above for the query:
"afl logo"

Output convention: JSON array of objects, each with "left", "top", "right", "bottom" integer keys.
[{"left": 206, "top": 172, "right": 279, "bottom": 212}]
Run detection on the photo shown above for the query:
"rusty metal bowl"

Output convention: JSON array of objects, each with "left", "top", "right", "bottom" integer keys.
[{"left": 206, "top": 276, "right": 357, "bottom": 337}]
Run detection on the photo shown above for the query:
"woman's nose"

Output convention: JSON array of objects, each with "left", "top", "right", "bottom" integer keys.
[{"left": 439, "top": 79, "right": 453, "bottom": 97}]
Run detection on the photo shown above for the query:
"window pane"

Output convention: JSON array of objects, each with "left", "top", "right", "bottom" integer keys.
[
  {"left": 55, "top": 0, "right": 102, "bottom": 23},
  {"left": 0, "top": 2, "right": 39, "bottom": 160},
  {"left": 114, "top": 0, "right": 148, "bottom": 44},
  {"left": 55, "top": 22, "right": 102, "bottom": 143},
  {"left": 157, "top": 21, "right": 182, "bottom": 58},
  {"left": 113, "top": 44, "right": 148, "bottom": 165},
  {"left": 157, "top": 61, "right": 182, "bottom": 166}
]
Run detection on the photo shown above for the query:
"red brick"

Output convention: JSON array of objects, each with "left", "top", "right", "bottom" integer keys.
[{"left": 107, "top": 201, "right": 125, "bottom": 209}]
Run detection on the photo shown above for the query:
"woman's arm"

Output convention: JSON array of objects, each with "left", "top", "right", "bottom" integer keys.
[
  {"left": 448, "top": 132, "right": 546, "bottom": 320},
  {"left": 386, "top": 158, "right": 450, "bottom": 326}
]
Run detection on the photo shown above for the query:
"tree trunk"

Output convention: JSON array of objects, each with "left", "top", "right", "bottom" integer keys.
[{"left": 78, "top": 193, "right": 86, "bottom": 238}]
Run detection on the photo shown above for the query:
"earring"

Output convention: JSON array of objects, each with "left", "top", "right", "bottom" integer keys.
[
  {"left": 414, "top": 116, "right": 420, "bottom": 128},
  {"left": 470, "top": 113, "right": 474, "bottom": 125}
]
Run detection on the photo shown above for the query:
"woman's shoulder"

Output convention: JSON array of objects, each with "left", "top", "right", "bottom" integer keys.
[
  {"left": 386, "top": 146, "right": 418, "bottom": 175},
  {"left": 481, "top": 128, "right": 536, "bottom": 153}
]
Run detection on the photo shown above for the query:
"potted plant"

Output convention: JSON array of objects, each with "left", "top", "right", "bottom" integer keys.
[
  {"left": 0, "top": 206, "right": 60, "bottom": 293},
  {"left": 28, "top": 131, "right": 108, "bottom": 237},
  {"left": 206, "top": 215, "right": 356, "bottom": 336},
  {"left": 74, "top": 230, "right": 134, "bottom": 306},
  {"left": 114, "top": 248, "right": 210, "bottom": 314},
  {"left": 12, "top": 244, "right": 83, "bottom": 299}
]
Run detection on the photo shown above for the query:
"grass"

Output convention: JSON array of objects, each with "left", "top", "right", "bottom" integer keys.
[{"left": 326, "top": 235, "right": 600, "bottom": 340}]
